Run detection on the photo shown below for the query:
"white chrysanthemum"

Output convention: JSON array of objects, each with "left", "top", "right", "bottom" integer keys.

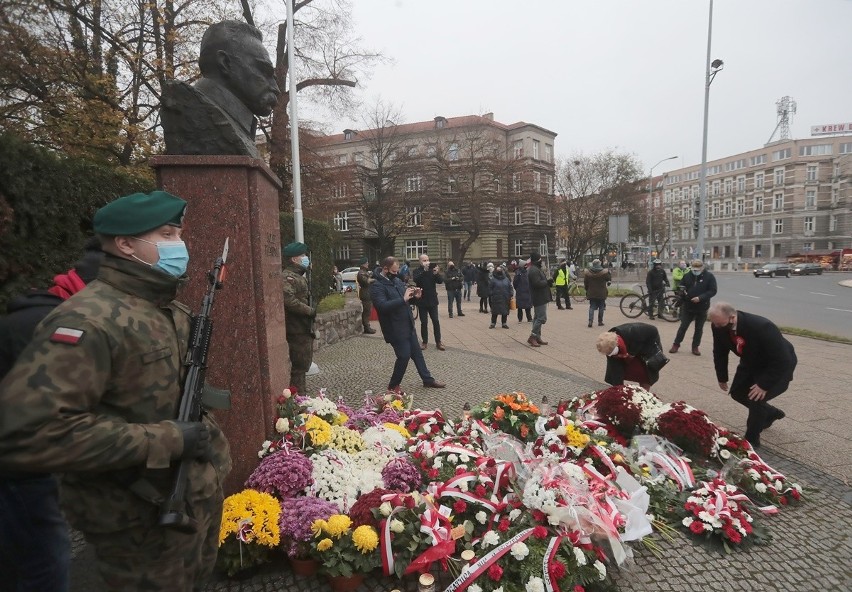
[
  {"left": 509, "top": 509, "right": 522, "bottom": 521},
  {"left": 755, "top": 483, "right": 767, "bottom": 493},
  {"left": 594, "top": 560, "right": 607, "bottom": 579},
  {"left": 480, "top": 530, "right": 500, "bottom": 548},
  {"left": 447, "top": 453, "right": 459, "bottom": 464},
  {"left": 362, "top": 426, "right": 407, "bottom": 451},
  {"left": 302, "top": 396, "right": 338, "bottom": 417},
  {"left": 433, "top": 457, "right": 443, "bottom": 469},
  {"left": 717, "top": 436, "right": 729, "bottom": 446},
  {"left": 682, "top": 517, "right": 694, "bottom": 527},
  {"left": 460, "top": 453, "right": 470, "bottom": 463},
  {"left": 573, "top": 545, "right": 587, "bottom": 566},
  {"left": 525, "top": 576, "right": 545, "bottom": 592},
  {"left": 475, "top": 511, "right": 488, "bottom": 525},
  {"left": 510, "top": 542, "right": 530, "bottom": 560},
  {"left": 275, "top": 418, "right": 290, "bottom": 433},
  {"left": 719, "top": 449, "right": 731, "bottom": 459},
  {"left": 469, "top": 585, "right": 482, "bottom": 592}
]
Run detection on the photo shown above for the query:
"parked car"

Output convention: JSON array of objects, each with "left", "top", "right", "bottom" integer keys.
[
  {"left": 340, "top": 266, "right": 360, "bottom": 291},
  {"left": 791, "top": 263, "right": 823, "bottom": 276},
  {"left": 753, "top": 263, "right": 791, "bottom": 278}
]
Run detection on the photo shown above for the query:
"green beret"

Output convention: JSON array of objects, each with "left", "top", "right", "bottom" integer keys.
[
  {"left": 358, "top": 257, "right": 369, "bottom": 266},
  {"left": 94, "top": 191, "right": 187, "bottom": 236},
  {"left": 283, "top": 242, "right": 309, "bottom": 257}
]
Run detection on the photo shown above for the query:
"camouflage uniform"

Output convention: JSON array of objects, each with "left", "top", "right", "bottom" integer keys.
[
  {"left": 0, "top": 256, "right": 231, "bottom": 591},
  {"left": 356, "top": 267, "right": 375, "bottom": 332},
  {"left": 282, "top": 262, "right": 315, "bottom": 395}
]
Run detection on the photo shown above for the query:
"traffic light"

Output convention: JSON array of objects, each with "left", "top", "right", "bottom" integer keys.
[{"left": 693, "top": 218, "right": 700, "bottom": 233}]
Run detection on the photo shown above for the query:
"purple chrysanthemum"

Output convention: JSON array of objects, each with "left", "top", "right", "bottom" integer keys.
[
  {"left": 278, "top": 496, "right": 339, "bottom": 557},
  {"left": 382, "top": 456, "right": 422, "bottom": 493},
  {"left": 245, "top": 450, "right": 313, "bottom": 499}
]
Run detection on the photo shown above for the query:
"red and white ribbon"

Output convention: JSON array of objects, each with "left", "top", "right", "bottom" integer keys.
[
  {"left": 442, "top": 527, "right": 534, "bottom": 592},
  {"left": 543, "top": 535, "right": 563, "bottom": 592}
]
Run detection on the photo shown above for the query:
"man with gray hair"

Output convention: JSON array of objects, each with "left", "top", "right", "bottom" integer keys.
[{"left": 708, "top": 302, "right": 796, "bottom": 449}]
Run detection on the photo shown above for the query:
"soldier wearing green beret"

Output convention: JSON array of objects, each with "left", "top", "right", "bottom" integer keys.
[
  {"left": 356, "top": 256, "right": 377, "bottom": 334},
  {"left": 0, "top": 190, "right": 232, "bottom": 591},
  {"left": 282, "top": 242, "right": 316, "bottom": 395}
]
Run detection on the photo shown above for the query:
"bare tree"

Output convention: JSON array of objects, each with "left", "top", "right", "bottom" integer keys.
[{"left": 554, "top": 150, "right": 644, "bottom": 261}]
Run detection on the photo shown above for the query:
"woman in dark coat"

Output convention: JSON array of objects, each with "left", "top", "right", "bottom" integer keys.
[
  {"left": 512, "top": 263, "right": 533, "bottom": 322},
  {"left": 488, "top": 265, "right": 514, "bottom": 328},
  {"left": 595, "top": 322, "right": 667, "bottom": 389},
  {"left": 476, "top": 263, "right": 492, "bottom": 313}
]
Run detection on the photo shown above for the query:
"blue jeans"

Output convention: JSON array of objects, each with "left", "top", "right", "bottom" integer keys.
[
  {"left": 588, "top": 298, "right": 606, "bottom": 324},
  {"left": 389, "top": 329, "right": 435, "bottom": 388},
  {"left": 532, "top": 304, "right": 548, "bottom": 337},
  {"left": 463, "top": 281, "right": 473, "bottom": 300},
  {"left": 0, "top": 474, "right": 71, "bottom": 592},
  {"left": 447, "top": 290, "right": 462, "bottom": 315}
]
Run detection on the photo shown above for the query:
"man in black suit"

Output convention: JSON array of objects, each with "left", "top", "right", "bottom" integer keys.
[
  {"left": 709, "top": 302, "right": 796, "bottom": 448},
  {"left": 412, "top": 253, "right": 445, "bottom": 350}
]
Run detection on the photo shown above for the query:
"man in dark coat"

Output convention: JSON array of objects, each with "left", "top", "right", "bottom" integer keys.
[
  {"left": 444, "top": 261, "right": 465, "bottom": 318},
  {"left": 512, "top": 263, "right": 533, "bottom": 322},
  {"left": 670, "top": 259, "right": 717, "bottom": 355},
  {"left": 487, "top": 265, "right": 513, "bottom": 328},
  {"left": 412, "top": 253, "right": 445, "bottom": 350},
  {"left": 370, "top": 257, "right": 445, "bottom": 392},
  {"left": 710, "top": 302, "right": 796, "bottom": 448},
  {"left": 527, "top": 252, "right": 550, "bottom": 347},
  {"left": 462, "top": 262, "right": 477, "bottom": 301},
  {"left": 583, "top": 258, "right": 611, "bottom": 328},
  {"left": 644, "top": 259, "right": 669, "bottom": 319},
  {"left": 596, "top": 322, "right": 666, "bottom": 389},
  {"left": 476, "top": 263, "right": 492, "bottom": 313}
]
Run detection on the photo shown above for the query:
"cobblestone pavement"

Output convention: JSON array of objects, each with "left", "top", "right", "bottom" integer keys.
[{"left": 70, "top": 293, "right": 852, "bottom": 591}]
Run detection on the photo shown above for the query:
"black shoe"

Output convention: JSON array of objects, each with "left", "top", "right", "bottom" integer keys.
[
  {"left": 566, "top": 306, "right": 573, "bottom": 310},
  {"left": 458, "top": 312, "right": 465, "bottom": 316},
  {"left": 364, "top": 327, "right": 376, "bottom": 334},
  {"left": 501, "top": 324, "right": 510, "bottom": 329},
  {"left": 763, "top": 408, "right": 786, "bottom": 430},
  {"left": 598, "top": 321, "right": 604, "bottom": 326},
  {"left": 588, "top": 321, "right": 593, "bottom": 327},
  {"left": 449, "top": 314, "right": 453, "bottom": 318},
  {"left": 746, "top": 433, "right": 761, "bottom": 449}
]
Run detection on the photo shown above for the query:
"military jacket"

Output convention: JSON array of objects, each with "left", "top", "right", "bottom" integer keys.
[
  {"left": 356, "top": 268, "right": 373, "bottom": 300},
  {"left": 0, "top": 255, "right": 231, "bottom": 533},
  {"left": 282, "top": 263, "right": 313, "bottom": 335}
]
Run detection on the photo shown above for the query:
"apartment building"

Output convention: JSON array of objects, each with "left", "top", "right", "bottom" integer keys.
[
  {"left": 643, "top": 137, "right": 852, "bottom": 266},
  {"left": 307, "top": 113, "right": 558, "bottom": 266}
]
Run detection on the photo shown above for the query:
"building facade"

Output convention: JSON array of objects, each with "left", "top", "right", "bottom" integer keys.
[
  {"left": 307, "top": 113, "right": 558, "bottom": 267},
  {"left": 642, "top": 136, "right": 852, "bottom": 267}
]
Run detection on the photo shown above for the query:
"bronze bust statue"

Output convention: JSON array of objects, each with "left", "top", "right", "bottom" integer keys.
[{"left": 161, "top": 20, "right": 280, "bottom": 158}]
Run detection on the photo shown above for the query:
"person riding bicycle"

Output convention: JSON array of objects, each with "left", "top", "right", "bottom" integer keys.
[{"left": 644, "top": 259, "right": 669, "bottom": 320}]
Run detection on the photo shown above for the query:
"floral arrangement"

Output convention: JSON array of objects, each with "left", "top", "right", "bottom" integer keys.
[
  {"left": 655, "top": 402, "right": 718, "bottom": 457},
  {"left": 403, "top": 409, "right": 449, "bottom": 440},
  {"left": 304, "top": 414, "right": 333, "bottom": 448},
  {"left": 677, "top": 478, "right": 768, "bottom": 551},
  {"left": 367, "top": 388, "right": 412, "bottom": 414},
  {"left": 362, "top": 425, "right": 408, "bottom": 452},
  {"left": 472, "top": 392, "right": 541, "bottom": 441},
  {"left": 307, "top": 449, "right": 359, "bottom": 511},
  {"left": 731, "top": 451, "right": 803, "bottom": 507},
  {"left": 328, "top": 425, "right": 366, "bottom": 453},
  {"left": 244, "top": 450, "right": 313, "bottom": 499},
  {"left": 278, "top": 495, "right": 339, "bottom": 558},
  {"left": 312, "top": 514, "right": 381, "bottom": 577},
  {"left": 530, "top": 419, "right": 592, "bottom": 461},
  {"left": 348, "top": 487, "right": 392, "bottom": 528},
  {"left": 382, "top": 456, "right": 423, "bottom": 493},
  {"left": 217, "top": 489, "right": 281, "bottom": 576}
]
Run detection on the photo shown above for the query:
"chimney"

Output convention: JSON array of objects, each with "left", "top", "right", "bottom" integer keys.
[{"left": 482, "top": 112, "right": 494, "bottom": 121}]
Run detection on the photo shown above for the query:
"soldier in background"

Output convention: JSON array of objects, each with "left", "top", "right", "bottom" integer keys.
[
  {"left": 356, "top": 256, "right": 376, "bottom": 334},
  {"left": 282, "top": 241, "right": 316, "bottom": 395},
  {"left": 0, "top": 190, "right": 231, "bottom": 591}
]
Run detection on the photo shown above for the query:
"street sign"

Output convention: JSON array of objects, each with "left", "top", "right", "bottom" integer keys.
[{"left": 608, "top": 215, "right": 629, "bottom": 243}]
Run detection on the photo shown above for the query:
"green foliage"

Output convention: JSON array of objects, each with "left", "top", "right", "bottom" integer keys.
[
  {"left": 279, "top": 212, "right": 339, "bottom": 304},
  {"left": 0, "top": 133, "right": 153, "bottom": 311},
  {"left": 316, "top": 293, "right": 346, "bottom": 314}
]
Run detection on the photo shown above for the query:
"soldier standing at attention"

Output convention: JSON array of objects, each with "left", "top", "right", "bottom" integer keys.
[
  {"left": 282, "top": 242, "right": 316, "bottom": 395},
  {"left": 356, "top": 256, "right": 377, "bottom": 334},
  {"left": 0, "top": 190, "right": 231, "bottom": 591}
]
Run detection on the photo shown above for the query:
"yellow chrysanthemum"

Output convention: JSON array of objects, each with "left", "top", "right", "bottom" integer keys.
[
  {"left": 352, "top": 525, "right": 379, "bottom": 553},
  {"left": 565, "top": 424, "right": 591, "bottom": 449},
  {"left": 325, "top": 514, "right": 353, "bottom": 538},
  {"left": 383, "top": 422, "right": 411, "bottom": 439},
  {"left": 317, "top": 538, "right": 334, "bottom": 552},
  {"left": 219, "top": 489, "right": 281, "bottom": 547},
  {"left": 390, "top": 399, "right": 404, "bottom": 410},
  {"left": 329, "top": 425, "right": 365, "bottom": 453},
  {"left": 305, "top": 414, "right": 332, "bottom": 447},
  {"left": 311, "top": 519, "right": 327, "bottom": 538},
  {"left": 333, "top": 412, "right": 349, "bottom": 426}
]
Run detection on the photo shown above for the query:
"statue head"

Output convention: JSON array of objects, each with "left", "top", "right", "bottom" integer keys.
[{"left": 198, "top": 20, "right": 280, "bottom": 117}]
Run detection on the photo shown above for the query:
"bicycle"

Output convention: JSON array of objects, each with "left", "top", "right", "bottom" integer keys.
[
  {"left": 619, "top": 285, "right": 680, "bottom": 322},
  {"left": 567, "top": 280, "right": 587, "bottom": 304}
]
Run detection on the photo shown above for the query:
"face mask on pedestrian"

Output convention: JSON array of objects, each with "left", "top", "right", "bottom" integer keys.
[
  {"left": 299, "top": 255, "right": 310, "bottom": 268},
  {"left": 691, "top": 268, "right": 702, "bottom": 276},
  {"left": 421, "top": 260, "right": 430, "bottom": 268},
  {"left": 132, "top": 238, "right": 189, "bottom": 277},
  {"left": 679, "top": 264, "right": 687, "bottom": 269}
]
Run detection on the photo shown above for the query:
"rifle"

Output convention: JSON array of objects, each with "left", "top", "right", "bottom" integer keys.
[
  {"left": 306, "top": 250, "right": 316, "bottom": 337},
  {"left": 160, "top": 238, "right": 229, "bottom": 532}
]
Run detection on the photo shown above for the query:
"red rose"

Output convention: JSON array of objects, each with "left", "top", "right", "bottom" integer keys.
[
  {"left": 497, "top": 518, "right": 510, "bottom": 532},
  {"left": 548, "top": 560, "right": 566, "bottom": 579},
  {"left": 488, "top": 564, "right": 503, "bottom": 582},
  {"left": 779, "top": 496, "right": 788, "bottom": 505},
  {"left": 453, "top": 500, "right": 467, "bottom": 513},
  {"left": 428, "top": 468, "right": 439, "bottom": 479},
  {"left": 574, "top": 586, "right": 586, "bottom": 592},
  {"left": 533, "top": 525, "right": 548, "bottom": 539},
  {"left": 277, "top": 395, "right": 286, "bottom": 404},
  {"left": 532, "top": 510, "right": 546, "bottom": 523},
  {"left": 475, "top": 485, "right": 487, "bottom": 497},
  {"left": 404, "top": 495, "right": 416, "bottom": 509},
  {"left": 689, "top": 521, "right": 705, "bottom": 534},
  {"left": 790, "top": 488, "right": 801, "bottom": 500}
]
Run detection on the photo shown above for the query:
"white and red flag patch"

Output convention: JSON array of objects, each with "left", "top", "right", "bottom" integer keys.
[{"left": 50, "top": 327, "right": 85, "bottom": 345}]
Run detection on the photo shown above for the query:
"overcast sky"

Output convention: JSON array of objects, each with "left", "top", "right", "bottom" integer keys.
[{"left": 316, "top": 0, "right": 852, "bottom": 174}]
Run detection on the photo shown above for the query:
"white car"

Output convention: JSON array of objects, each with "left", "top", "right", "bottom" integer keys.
[{"left": 340, "top": 266, "right": 360, "bottom": 291}]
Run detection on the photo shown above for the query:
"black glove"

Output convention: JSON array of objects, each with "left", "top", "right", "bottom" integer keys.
[
  {"left": 308, "top": 308, "right": 317, "bottom": 318},
  {"left": 174, "top": 421, "right": 212, "bottom": 461}
]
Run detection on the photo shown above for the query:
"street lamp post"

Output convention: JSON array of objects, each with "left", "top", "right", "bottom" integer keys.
[
  {"left": 648, "top": 156, "right": 677, "bottom": 263},
  {"left": 696, "top": 0, "right": 723, "bottom": 261}
]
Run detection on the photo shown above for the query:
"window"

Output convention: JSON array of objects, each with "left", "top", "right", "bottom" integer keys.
[
  {"left": 753, "top": 220, "right": 763, "bottom": 235},
  {"left": 449, "top": 209, "right": 460, "bottom": 226},
  {"left": 406, "top": 206, "right": 422, "bottom": 227},
  {"left": 830, "top": 214, "right": 837, "bottom": 231},
  {"left": 406, "top": 175, "right": 421, "bottom": 192},
  {"left": 533, "top": 140, "right": 540, "bottom": 160},
  {"left": 806, "top": 165, "right": 818, "bottom": 182},
  {"left": 774, "top": 168, "right": 785, "bottom": 186},
  {"left": 799, "top": 144, "right": 832, "bottom": 157},
  {"left": 512, "top": 173, "right": 521, "bottom": 192},
  {"left": 333, "top": 211, "right": 349, "bottom": 231},
  {"left": 802, "top": 242, "right": 813, "bottom": 251},
  {"left": 724, "top": 201, "right": 732, "bottom": 216},
  {"left": 344, "top": 130, "right": 353, "bottom": 140},
  {"left": 754, "top": 172, "right": 764, "bottom": 189},
  {"left": 736, "top": 199, "right": 744, "bottom": 214},
  {"left": 804, "top": 216, "right": 815, "bottom": 233},
  {"left": 513, "top": 239, "right": 523, "bottom": 257},
  {"left": 724, "top": 179, "right": 733, "bottom": 194},
  {"left": 707, "top": 165, "right": 722, "bottom": 176},
  {"left": 806, "top": 190, "right": 816, "bottom": 208},
  {"left": 774, "top": 192, "right": 784, "bottom": 210},
  {"left": 354, "top": 152, "right": 363, "bottom": 164},
  {"left": 512, "top": 140, "right": 523, "bottom": 158},
  {"left": 754, "top": 195, "right": 764, "bottom": 212},
  {"left": 723, "top": 223, "right": 732, "bottom": 237},
  {"left": 513, "top": 206, "right": 522, "bottom": 225},
  {"left": 546, "top": 208, "right": 552, "bottom": 225},
  {"left": 839, "top": 142, "right": 852, "bottom": 155},
  {"left": 435, "top": 117, "right": 446, "bottom": 129},
  {"left": 405, "top": 240, "right": 428, "bottom": 260},
  {"left": 712, "top": 202, "right": 720, "bottom": 218},
  {"left": 773, "top": 219, "right": 783, "bottom": 234},
  {"left": 493, "top": 176, "right": 501, "bottom": 192},
  {"left": 546, "top": 175, "right": 553, "bottom": 195},
  {"left": 534, "top": 205, "right": 541, "bottom": 224},
  {"left": 533, "top": 171, "right": 541, "bottom": 192},
  {"left": 711, "top": 225, "right": 720, "bottom": 238},
  {"left": 448, "top": 143, "right": 459, "bottom": 161},
  {"left": 332, "top": 183, "right": 346, "bottom": 198},
  {"left": 772, "top": 148, "right": 792, "bottom": 161},
  {"left": 495, "top": 206, "right": 501, "bottom": 226},
  {"left": 750, "top": 154, "right": 767, "bottom": 166},
  {"left": 447, "top": 176, "right": 458, "bottom": 193},
  {"left": 545, "top": 144, "right": 553, "bottom": 162},
  {"left": 737, "top": 176, "right": 745, "bottom": 192},
  {"left": 832, "top": 188, "right": 839, "bottom": 204},
  {"left": 336, "top": 244, "right": 350, "bottom": 260},
  {"left": 539, "top": 239, "right": 547, "bottom": 255}
]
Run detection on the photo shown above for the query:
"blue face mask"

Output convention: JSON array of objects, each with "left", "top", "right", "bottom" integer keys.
[
  {"left": 133, "top": 238, "right": 189, "bottom": 277},
  {"left": 691, "top": 269, "right": 702, "bottom": 276},
  {"left": 299, "top": 255, "right": 311, "bottom": 268}
]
